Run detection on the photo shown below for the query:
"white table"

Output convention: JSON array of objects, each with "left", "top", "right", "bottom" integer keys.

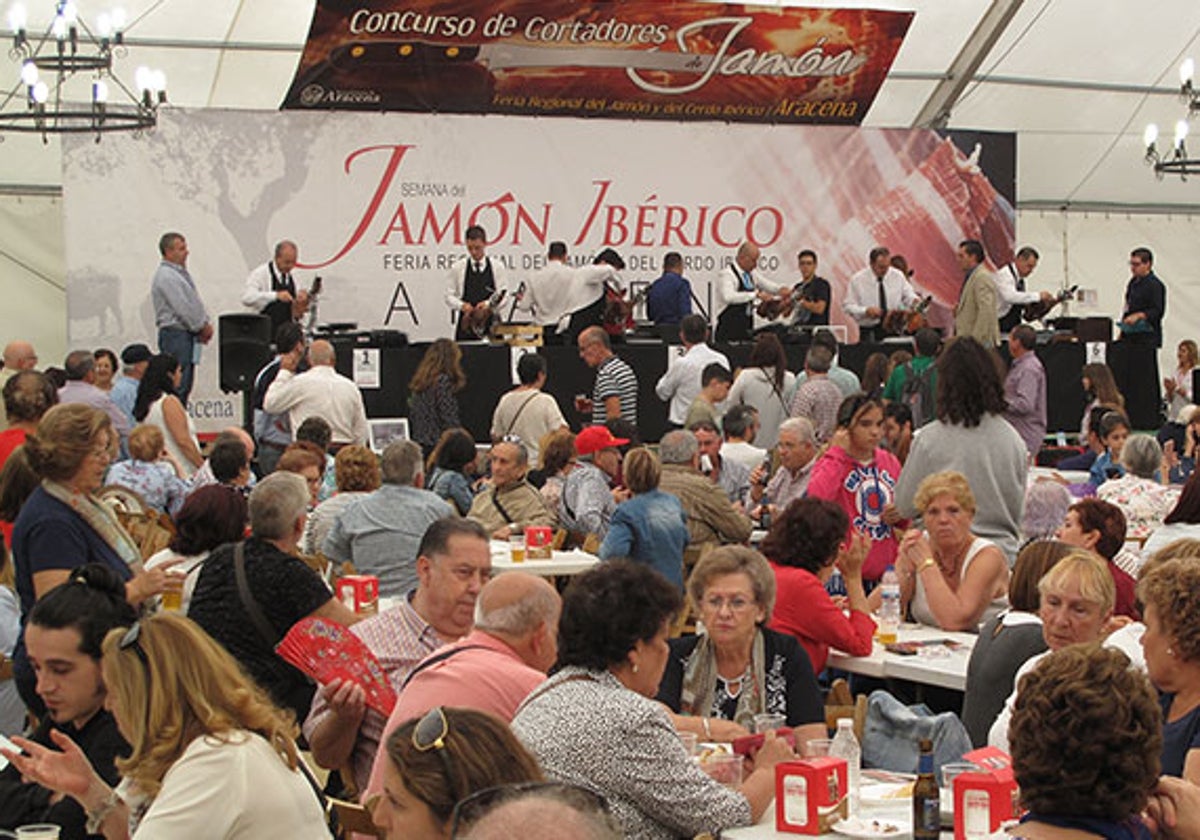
[
  {"left": 827, "top": 624, "right": 976, "bottom": 692},
  {"left": 723, "top": 786, "right": 912, "bottom": 838},
  {"left": 489, "top": 541, "right": 600, "bottom": 577}
]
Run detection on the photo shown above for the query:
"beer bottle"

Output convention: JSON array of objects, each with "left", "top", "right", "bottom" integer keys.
[{"left": 913, "top": 738, "right": 939, "bottom": 840}]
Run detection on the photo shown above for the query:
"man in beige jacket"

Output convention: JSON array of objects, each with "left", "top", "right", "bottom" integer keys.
[{"left": 954, "top": 239, "right": 1000, "bottom": 347}]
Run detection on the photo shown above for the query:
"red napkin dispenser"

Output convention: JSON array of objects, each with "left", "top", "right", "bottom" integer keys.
[
  {"left": 954, "top": 746, "right": 1018, "bottom": 840},
  {"left": 775, "top": 758, "right": 848, "bottom": 834},
  {"left": 336, "top": 574, "right": 379, "bottom": 615}
]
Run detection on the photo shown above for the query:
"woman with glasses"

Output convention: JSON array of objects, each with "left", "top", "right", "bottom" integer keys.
[
  {"left": 514, "top": 559, "right": 798, "bottom": 839},
  {"left": 3, "top": 612, "right": 330, "bottom": 839},
  {"left": 9, "top": 405, "right": 175, "bottom": 714},
  {"left": 894, "top": 337, "right": 1028, "bottom": 563},
  {"left": 0, "top": 565, "right": 134, "bottom": 838},
  {"left": 657, "top": 546, "right": 826, "bottom": 744},
  {"left": 806, "top": 392, "right": 905, "bottom": 586},
  {"left": 133, "top": 353, "right": 203, "bottom": 477},
  {"left": 371, "top": 707, "right": 543, "bottom": 840}
]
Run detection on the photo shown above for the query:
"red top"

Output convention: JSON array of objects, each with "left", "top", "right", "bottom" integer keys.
[
  {"left": 0, "top": 427, "right": 27, "bottom": 549},
  {"left": 1110, "top": 561, "right": 1140, "bottom": 621},
  {"left": 768, "top": 560, "right": 877, "bottom": 674}
]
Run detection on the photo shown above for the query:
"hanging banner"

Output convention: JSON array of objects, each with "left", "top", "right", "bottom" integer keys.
[{"left": 282, "top": 1, "right": 912, "bottom": 125}]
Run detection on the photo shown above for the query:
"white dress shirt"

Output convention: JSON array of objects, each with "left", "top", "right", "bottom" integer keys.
[
  {"left": 714, "top": 264, "right": 783, "bottom": 319},
  {"left": 994, "top": 263, "right": 1042, "bottom": 319},
  {"left": 263, "top": 364, "right": 369, "bottom": 445},
  {"left": 444, "top": 254, "right": 510, "bottom": 311},
  {"left": 655, "top": 343, "right": 731, "bottom": 425},
  {"left": 521, "top": 261, "right": 619, "bottom": 331},
  {"left": 844, "top": 265, "right": 918, "bottom": 326},
  {"left": 242, "top": 260, "right": 295, "bottom": 313}
]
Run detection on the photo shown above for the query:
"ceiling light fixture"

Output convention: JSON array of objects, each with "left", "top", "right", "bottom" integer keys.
[
  {"left": 2, "top": 0, "right": 165, "bottom": 142},
  {"left": 1144, "top": 57, "right": 1199, "bottom": 179}
]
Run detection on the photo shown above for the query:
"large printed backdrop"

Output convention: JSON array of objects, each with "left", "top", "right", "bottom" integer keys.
[{"left": 63, "top": 109, "right": 1014, "bottom": 431}]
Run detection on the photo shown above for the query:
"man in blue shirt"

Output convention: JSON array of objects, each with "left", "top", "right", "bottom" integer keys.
[
  {"left": 151, "top": 232, "right": 213, "bottom": 405},
  {"left": 646, "top": 251, "right": 692, "bottom": 326},
  {"left": 110, "top": 343, "right": 151, "bottom": 426}
]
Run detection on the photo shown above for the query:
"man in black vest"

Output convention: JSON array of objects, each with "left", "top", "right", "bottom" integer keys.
[
  {"left": 446, "top": 225, "right": 508, "bottom": 340},
  {"left": 242, "top": 240, "right": 309, "bottom": 335},
  {"left": 996, "top": 246, "right": 1054, "bottom": 334}
]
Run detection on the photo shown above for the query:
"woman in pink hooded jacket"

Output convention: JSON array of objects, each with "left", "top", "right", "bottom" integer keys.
[{"left": 806, "top": 393, "right": 907, "bottom": 585}]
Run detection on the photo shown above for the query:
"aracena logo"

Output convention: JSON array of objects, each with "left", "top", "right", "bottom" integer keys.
[{"left": 299, "top": 84, "right": 326, "bottom": 106}]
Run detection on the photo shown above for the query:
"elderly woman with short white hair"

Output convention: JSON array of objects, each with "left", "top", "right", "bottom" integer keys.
[{"left": 1098, "top": 434, "right": 1179, "bottom": 539}]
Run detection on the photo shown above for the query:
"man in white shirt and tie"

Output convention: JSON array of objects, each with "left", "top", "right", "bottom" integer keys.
[
  {"left": 446, "top": 225, "right": 509, "bottom": 341},
  {"left": 242, "top": 240, "right": 310, "bottom": 335},
  {"left": 844, "top": 246, "right": 919, "bottom": 343},
  {"left": 996, "top": 246, "right": 1054, "bottom": 333}
]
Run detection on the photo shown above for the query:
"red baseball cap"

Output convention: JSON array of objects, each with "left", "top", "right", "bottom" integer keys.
[{"left": 575, "top": 425, "right": 629, "bottom": 457}]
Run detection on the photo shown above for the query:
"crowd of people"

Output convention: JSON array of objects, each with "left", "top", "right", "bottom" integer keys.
[{"left": 0, "top": 232, "right": 1196, "bottom": 838}]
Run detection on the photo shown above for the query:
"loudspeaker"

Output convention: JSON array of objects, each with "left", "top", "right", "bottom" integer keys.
[{"left": 219, "top": 313, "right": 273, "bottom": 393}]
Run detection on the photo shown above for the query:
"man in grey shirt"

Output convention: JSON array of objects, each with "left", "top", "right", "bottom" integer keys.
[
  {"left": 151, "top": 231, "right": 213, "bottom": 405},
  {"left": 323, "top": 440, "right": 453, "bottom": 598},
  {"left": 57, "top": 350, "right": 132, "bottom": 458}
]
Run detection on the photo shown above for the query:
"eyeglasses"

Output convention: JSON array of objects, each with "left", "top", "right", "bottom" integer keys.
[
  {"left": 412, "top": 706, "right": 459, "bottom": 801},
  {"left": 701, "top": 595, "right": 756, "bottom": 613},
  {"left": 119, "top": 622, "right": 151, "bottom": 680},
  {"left": 449, "top": 782, "right": 612, "bottom": 837}
]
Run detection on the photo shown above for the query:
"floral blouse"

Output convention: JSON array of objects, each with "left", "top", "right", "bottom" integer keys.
[{"left": 1097, "top": 475, "right": 1180, "bottom": 539}]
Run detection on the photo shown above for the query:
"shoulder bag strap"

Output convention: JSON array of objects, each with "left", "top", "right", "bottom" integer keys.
[
  {"left": 504, "top": 390, "right": 541, "bottom": 437},
  {"left": 234, "top": 542, "right": 282, "bottom": 650},
  {"left": 400, "top": 644, "right": 490, "bottom": 691},
  {"left": 491, "top": 487, "right": 516, "bottom": 525}
]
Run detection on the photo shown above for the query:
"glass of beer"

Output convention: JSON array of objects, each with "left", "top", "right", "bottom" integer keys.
[
  {"left": 160, "top": 569, "right": 186, "bottom": 612},
  {"left": 509, "top": 534, "right": 526, "bottom": 564}
]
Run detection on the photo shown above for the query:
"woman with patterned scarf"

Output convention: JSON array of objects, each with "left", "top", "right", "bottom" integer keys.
[
  {"left": 8, "top": 404, "right": 177, "bottom": 715},
  {"left": 656, "top": 546, "right": 827, "bottom": 746}
]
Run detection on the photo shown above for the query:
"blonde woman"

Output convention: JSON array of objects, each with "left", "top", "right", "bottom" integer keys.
[{"left": 4, "top": 613, "right": 329, "bottom": 838}]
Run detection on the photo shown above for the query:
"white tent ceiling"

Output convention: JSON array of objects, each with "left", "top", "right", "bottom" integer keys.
[{"left": 2, "top": 0, "right": 1199, "bottom": 208}]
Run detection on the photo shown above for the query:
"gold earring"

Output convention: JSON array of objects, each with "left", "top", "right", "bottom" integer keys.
[{"left": 632, "top": 663, "right": 639, "bottom": 674}]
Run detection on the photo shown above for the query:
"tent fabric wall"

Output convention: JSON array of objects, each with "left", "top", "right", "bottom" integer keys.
[{"left": 0, "top": 194, "right": 67, "bottom": 367}]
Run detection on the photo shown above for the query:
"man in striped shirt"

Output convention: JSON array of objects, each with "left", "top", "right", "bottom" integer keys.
[{"left": 576, "top": 326, "right": 638, "bottom": 427}]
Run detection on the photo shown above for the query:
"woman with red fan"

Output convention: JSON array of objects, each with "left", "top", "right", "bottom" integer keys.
[{"left": 3, "top": 612, "right": 331, "bottom": 839}]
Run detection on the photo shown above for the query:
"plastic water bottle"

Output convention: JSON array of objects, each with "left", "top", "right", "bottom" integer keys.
[
  {"left": 878, "top": 565, "right": 901, "bottom": 645},
  {"left": 830, "top": 718, "right": 862, "bottom": 817}
]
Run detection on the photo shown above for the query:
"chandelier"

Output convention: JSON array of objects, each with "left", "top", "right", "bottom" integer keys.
[
  {"left": 2, "top": 0, "right": 166, "bottom": 141},
  {"left": 1143, "top": 58, "right": 1199, "bottom": 180}
]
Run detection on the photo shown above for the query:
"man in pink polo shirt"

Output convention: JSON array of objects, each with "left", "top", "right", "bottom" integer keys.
[{"left": 363, "top": 571, "right": 560, "bottom": 802}]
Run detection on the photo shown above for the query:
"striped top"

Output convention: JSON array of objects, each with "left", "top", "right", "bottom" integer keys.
[{"left": 592, "top": 354, "right": 638, "bottom": 426}]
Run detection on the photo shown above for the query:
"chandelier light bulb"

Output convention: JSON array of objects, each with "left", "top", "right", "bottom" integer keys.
[
  {"left": 135, "top": 65, "right": 151, "bottom": 91},
  {"left": 1175, "top": 119, "right": 1190, "bottom": 148},
  {"left": 150, "top": 69, "right": 165, "bottom": 92},
  {"left": 61, "top": 1, "right": 77, "bottom": 25},
  {"left": 32, "top": 80, "right": 48, "bottom": 103},
  {"left": 1144, "top": 123, "right": 1159, "bottom": 147},
  {"left": 110, "top": 7, "right": 125, "bottom": 30},
  {"left": 8, "top": 3, "right": 28, "bottom": 31},
  {"left": 1182, "top": 58, "right": 1195, "bottom": 87},
  {"left": 96, "top": 12, "right": 112, "bottom": 37},
  {"left": 20, "top": 59, "right": 37, "bottom": 86},
  {"left": 52, "top": 13, "right": 67, "bottom": 39},
  {"left": 92, "top": 79, "right": 108, "bottom": 103}
]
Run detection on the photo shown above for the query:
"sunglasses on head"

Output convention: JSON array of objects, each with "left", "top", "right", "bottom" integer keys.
[
  {"left": 412, "top": 706, "right": 459, "bottom": 801},
  {"left": 449, "top": 782, "right": 611, "bottom": 837}
]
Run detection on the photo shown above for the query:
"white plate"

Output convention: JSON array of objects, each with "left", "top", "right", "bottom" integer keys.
[{"left": 831, "top": 817, "right": 906, "bottom": 838}]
